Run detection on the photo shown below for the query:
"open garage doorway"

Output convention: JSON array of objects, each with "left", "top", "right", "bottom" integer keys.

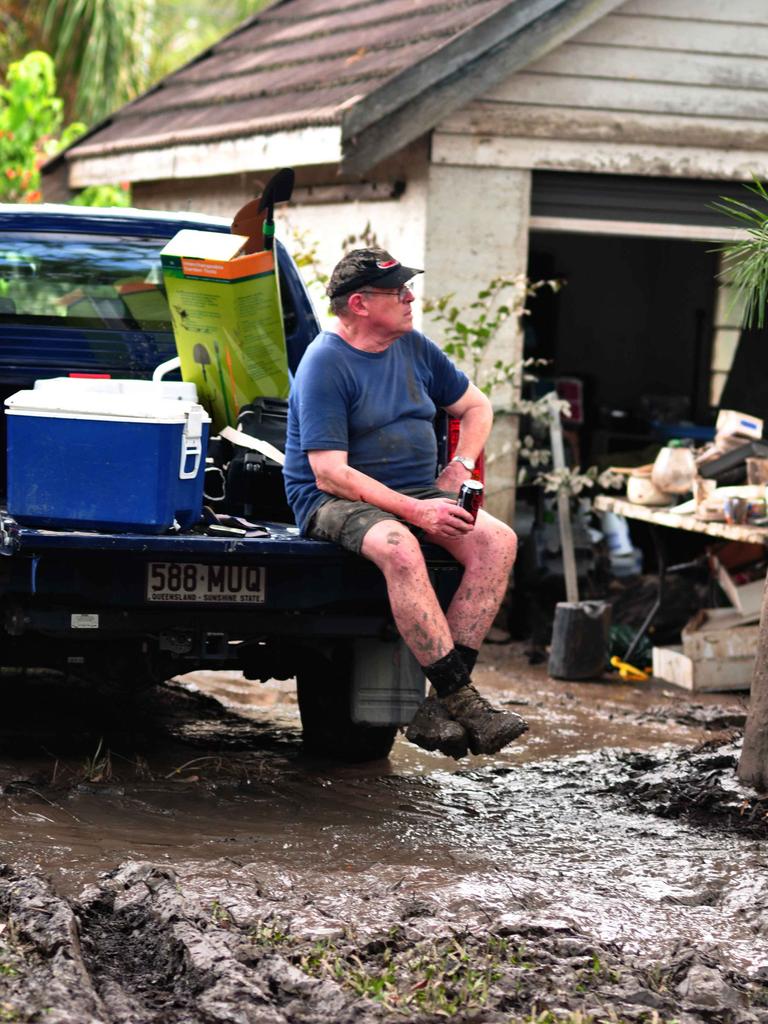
[{"left": 526, "top": 230, "right": 719, "bottom": 469}]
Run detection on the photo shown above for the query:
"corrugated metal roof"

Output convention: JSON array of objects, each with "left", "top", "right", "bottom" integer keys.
[{"left": 70, "top": 0, "right": 512, "bottom": 158}]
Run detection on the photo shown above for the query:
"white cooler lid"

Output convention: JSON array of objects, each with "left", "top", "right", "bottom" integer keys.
[
  {"left": 5, "top": 389, "right": 210, "bottom": 427},
  {"left": 33, "top": 376, "right": 198, "bottom": 403}
]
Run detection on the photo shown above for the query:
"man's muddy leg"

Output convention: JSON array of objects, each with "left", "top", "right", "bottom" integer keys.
[
  {"left": 361, "top": 519, "right": 454, "bottom": 666},
  {"left": 361, "top": 521, "right": 469, "bottom": 756},
  {"left": 436, "top": 512, "right": 518, "bottom": 651},
  {"left": 361, "top": 518, "right": 526, "bottom": 758},
  {"left": 423, "top": 513, "right": 527, "bottom": 755}
]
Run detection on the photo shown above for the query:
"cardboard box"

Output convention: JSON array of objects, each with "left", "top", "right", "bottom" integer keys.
[
  {"left": 716, "top": 408, "right": 763, "bottom": 441},
  {"left": 652, "top": 644, "right": 753, "bottom": 692},
  {"left": 161, "top": 230, "right": 289, "bottom": 432},
  {"left": 682, "top": 608, "right": 759, "bottom": 661},
  {"left": 713, "top": 556, "right": 764, "bottom": 621},
  {"left": 653, "top": 606, "right": 760, "bottom": 693}
]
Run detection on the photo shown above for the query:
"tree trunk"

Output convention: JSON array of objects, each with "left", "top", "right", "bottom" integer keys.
[{"left": 738, "top": 573, "right": 768, "bottom": 791}]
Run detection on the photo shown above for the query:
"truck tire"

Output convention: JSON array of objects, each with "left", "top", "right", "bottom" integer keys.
[{"left": 296, "top": 645, "right": 397, "bottom": 762}]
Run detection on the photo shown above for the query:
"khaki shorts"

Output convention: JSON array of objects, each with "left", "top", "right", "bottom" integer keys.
[{"left": 306, "top": 485, "right": 458, "bottom": 555}]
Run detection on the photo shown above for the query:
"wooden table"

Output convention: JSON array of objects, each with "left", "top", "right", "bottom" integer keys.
[
  {"left": 593, "top": 494, "right": 768, "bottom": 546},
  {"left": 593, "top": 494, "right": 768, "bottom": 663}
]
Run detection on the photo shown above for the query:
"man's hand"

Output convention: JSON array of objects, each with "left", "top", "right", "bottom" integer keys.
[
  {"left": 435, "top": 460, "right": 473, "bottom": 493},
  {"left": 410, "top": 497, "right": 474, "bottom": 538}
]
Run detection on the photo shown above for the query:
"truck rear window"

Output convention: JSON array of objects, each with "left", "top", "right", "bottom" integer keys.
[{"left": 0, "top": 232, "right": 174, "bottom": 331}]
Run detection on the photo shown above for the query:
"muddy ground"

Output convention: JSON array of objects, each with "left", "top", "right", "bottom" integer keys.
[{"left": 0, "top": 643, "right": 767, "bottom": 1024}]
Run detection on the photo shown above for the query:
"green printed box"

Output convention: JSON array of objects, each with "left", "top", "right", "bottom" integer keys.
[{"left": 161, "top": 230, "right": 288, "bottom": 432}]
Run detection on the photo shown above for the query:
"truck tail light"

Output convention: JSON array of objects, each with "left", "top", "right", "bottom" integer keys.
[{"left": 447, "top": 416, "right": 485, "bottom": 486}]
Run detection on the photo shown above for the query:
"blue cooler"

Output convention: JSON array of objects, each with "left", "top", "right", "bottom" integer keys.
[{"left": 5, "top": 387, "right": 210, "bottom": 533}]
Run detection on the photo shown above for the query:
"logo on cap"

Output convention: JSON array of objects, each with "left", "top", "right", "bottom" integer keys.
[{"left": 376, "top": 259, "right": 399, "bottom": 270}]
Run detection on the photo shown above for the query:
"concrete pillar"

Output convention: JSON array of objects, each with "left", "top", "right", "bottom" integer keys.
[{"left": 423, "top": 163, "right": 531, "bottom": 525}]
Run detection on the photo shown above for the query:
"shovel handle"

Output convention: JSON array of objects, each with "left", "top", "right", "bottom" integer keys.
[{"left": 610, "top": 655, "right": 649, "bottom": 681}]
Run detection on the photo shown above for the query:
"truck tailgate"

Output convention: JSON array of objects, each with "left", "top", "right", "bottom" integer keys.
[{"left": 0, "top": 511, "right": 459, "bottom": 615}]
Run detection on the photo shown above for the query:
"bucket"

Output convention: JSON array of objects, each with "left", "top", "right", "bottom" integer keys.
[{"left": 548, "top": 600, "right": 612, "bottom": 680}]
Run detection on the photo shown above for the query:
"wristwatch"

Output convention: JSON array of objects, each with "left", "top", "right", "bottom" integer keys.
[{"left": 451, "top": 455, "right": 476, "bottom": 472}]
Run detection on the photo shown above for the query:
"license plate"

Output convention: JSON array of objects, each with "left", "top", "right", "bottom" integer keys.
[{"left": 146, "top": 562, "right": 266, "bottom": 604}]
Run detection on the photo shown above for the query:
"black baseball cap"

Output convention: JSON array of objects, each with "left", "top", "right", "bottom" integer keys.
[{"left": 327, "top": 247, "right": 423, "bottom": 299}]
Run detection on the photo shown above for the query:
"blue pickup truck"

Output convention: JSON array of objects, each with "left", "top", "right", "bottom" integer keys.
[{"left": 0, "top": 205, "right": 460, "bottom": 760}]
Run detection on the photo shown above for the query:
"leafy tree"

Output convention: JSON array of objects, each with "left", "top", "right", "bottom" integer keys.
[
  {"left": 0, "top": 50, "right": 85, "bottom": 203},
  {"left": 71, "top": 185, "right": 131, "bottom": 207},
  {"left": 424, "top": 278, "right": 619, "bottom": 495},
  {"left": 1, "top": 0, "right": 151, "bottom": 124},
  {"left": 149, "top": 1, "right": 268, "bottom": 84},
  {"left": 39, "top": 0, "right": 153, "bottom": 124},
  {"left": 1, "top": 0, "right": 272, "bottom": 125}
]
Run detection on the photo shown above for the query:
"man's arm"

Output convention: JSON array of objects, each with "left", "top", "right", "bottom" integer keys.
[
  {"left": 435, "top": 383, "right": 493, "bottom": 491},
  {"left": 308, "top": 450, "right": 473, "bottom": 538}
]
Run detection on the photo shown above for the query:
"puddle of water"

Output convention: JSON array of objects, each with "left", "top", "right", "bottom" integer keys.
[
  {"left": 0, "top": 647, "right": 762, "bottom": 981},
  {"left": 2, "top": 739, "right": 765, "bottom": 975}
]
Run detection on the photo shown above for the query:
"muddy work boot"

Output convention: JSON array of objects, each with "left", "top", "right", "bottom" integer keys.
[
  {"left": 405, "top": 696, "right": 469, "bottom": 759},
  {"left": 439, "top": 685, "right": 528, "bottom": 756}
]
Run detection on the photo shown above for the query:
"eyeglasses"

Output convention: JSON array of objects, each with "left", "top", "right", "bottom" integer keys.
[{"left": 358, "top": 284, "right": 414, "bottom": 304}]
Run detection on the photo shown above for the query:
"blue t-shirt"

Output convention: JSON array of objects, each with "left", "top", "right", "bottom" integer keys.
[{"left": 284, "top": 330, "right": 469, "bottom": 533}]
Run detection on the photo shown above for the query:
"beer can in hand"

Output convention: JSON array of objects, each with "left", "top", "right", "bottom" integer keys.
[{"left": 457, "top": 480, "right": 483, "bottom": 522}]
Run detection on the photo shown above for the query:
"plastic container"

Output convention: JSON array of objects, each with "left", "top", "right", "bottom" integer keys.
[
  {"left": 351, "top": 638, "right": 425, "bottom": 726},
  {"left": 601, "top": 510, "right": 633, "bottom": 555},
  {"left": 5, "top": 389, "right": 210, "bottom": 533},
  {"left": 609, "top": 547, "right": 643, "bottom": 578},
  {"left": 651, "top": 441, "right": 696, "bottom": 495},
  {"left": 626, "top": 467, "right": 672, "bottom": 506},
  {"left": 548, "top": 600, "right": 612, "bottom": 680}
]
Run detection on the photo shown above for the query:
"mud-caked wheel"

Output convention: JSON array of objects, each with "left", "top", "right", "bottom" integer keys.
[{"left": 296, "top": 644, "right": 397, "bottom": 762}]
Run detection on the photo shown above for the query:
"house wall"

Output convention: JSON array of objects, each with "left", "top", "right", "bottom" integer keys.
[
  {"left": 279, "top": 151, "right": 429, "bottom": 326},
  {"left": 433, "top": 0, "right": 768, "bottom": 181},
  {"left": 134, "top": 172, "right": 266, "bottom": 219}
]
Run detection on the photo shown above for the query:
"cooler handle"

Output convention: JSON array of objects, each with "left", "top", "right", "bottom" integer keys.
[
  {"left": 179, "top": 437, "right": 202, "bottom": 480},
  {"left": 179, "top": 405, "right": 205, "bottom": 479}
]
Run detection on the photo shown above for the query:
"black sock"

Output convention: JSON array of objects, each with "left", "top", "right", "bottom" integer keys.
[
  {"left": 455, "top": 644, "right": 479, "bottom": 675},
  {"left": 423, "top": 649, "right": 470, "bottom": 697}
]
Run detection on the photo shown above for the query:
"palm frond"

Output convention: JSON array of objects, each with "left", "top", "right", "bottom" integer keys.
[
  {"left": 714, "top": 176, "right": 768, "bottom": 329},
  {"left": 33, "top": 0, "right": 152, "bottom": 121}
]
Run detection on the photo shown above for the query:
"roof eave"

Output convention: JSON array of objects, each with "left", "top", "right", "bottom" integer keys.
[
  {"left": 340, "top": 0, "right": 627, "bottom": 176},
  {"left": 65, "top": 124, "right": 345, "bottom": 188}
]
